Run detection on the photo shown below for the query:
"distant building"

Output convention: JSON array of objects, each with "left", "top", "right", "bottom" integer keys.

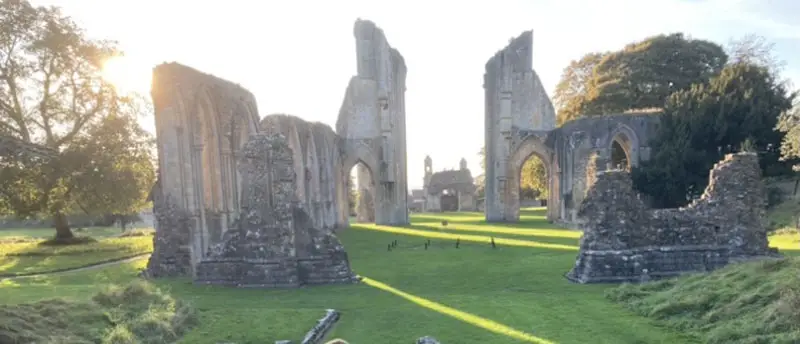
[{"left": 419, "top": 156, "right": 477, "bottom": 212}]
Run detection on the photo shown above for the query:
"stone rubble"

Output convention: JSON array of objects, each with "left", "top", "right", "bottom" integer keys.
[
  {"left": 567, "top": 152, "right": 781, "bottom": 284},
  {"left": 194, "top": 134, "right": 357, "bottom": 287}
]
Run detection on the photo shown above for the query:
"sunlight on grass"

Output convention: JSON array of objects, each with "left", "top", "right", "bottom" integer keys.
[
  {"left": 0, "top": 236, "right": 152, "bottom": 276},
  {"left": 769, "top": 231, "right": 799, "bottom": 251},
  {"left": 362, "top": 276, "right": 555, "bottom": 344},
  {"left": 353, "top": 224, "right": 578, "bottom": 251},
  {"left": 413, "top": 221, "right": 582, "bottom": 239}
]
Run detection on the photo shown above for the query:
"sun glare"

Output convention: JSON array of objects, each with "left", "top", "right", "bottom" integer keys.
[{"left": 102, "top": 56, "right": 151, "bottom": 95}]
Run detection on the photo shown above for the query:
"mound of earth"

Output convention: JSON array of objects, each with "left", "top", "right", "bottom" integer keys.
[
  {"left": 607, "top": 257, "right": 800, "bottom": 344},
  {"left": 0, "top": 280, "right": 197, "bottom": 344}
]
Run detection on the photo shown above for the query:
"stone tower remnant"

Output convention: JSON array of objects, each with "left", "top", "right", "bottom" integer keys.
[
  {"left": 482, "top": 31, "right": 660, "bottom": 225},
  {"left": 336, "top": 19, "right": 410, "bottom": 226},
  {"left": 146, "top": 19, "right": 410, "bottom": 285},
  {"left": 566, "top": 152, "right": 780, "bottom": 284}
]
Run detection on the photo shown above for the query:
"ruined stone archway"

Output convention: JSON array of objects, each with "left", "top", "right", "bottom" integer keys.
[
  {"left": 607, "top": 124, "right": 640, "bottom": 169},
  {"left": 507, "top": 136, "right": 554, "bottom": 222},
  {"left": 341, "top": 141, "right": 380, "bottom": 225}
]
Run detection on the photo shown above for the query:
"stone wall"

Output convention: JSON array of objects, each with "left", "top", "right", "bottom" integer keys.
[
  {"left": 337, "top": 19, "right": 409, "bottom": 226},
  {"left": 194, "top": 133, "right": 356, "bottom": 287},
  {"left": 483, "top": 31, "right": 556, "bottom": 223},
  {"left": 566, "top": 152, "right": 779, "bottom": 284},
  {"left": 149, "top": 62, "right": 261, "bottom": 276},
  {"left": 259, "top": 114, "right": 348, "bottom": 230}
]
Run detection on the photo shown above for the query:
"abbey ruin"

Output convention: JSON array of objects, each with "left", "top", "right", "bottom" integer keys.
[
  {"left": 146, "top": 19, "right": 409, "bottom": 285},
  {"left": 483, "top": 31, "right": 659, "bottom": 224},
  {"left": 567, "top": 152, "right": 779, "bottom": 283}
]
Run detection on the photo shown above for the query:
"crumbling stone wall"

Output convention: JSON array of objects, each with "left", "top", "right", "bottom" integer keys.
[
  {"left": 260, "top": 114, "right": 348, "bottom": 230},
  {"left": 149, "top": 63, "right": 261, "bottom": 276},
  {"left": 566, "top": 152, "right": 779, "bottom": 284},
  {"left": 336, "top": 19, "right": 409, "bottom": 226},
  {"left": 194, "top": 133, "right": 356, "bottom": 287},
  {"left": 484, "top": 31, "right": 556, "bottom": 223}
]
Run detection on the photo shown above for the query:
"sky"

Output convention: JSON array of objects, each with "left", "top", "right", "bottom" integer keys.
[{"left": 30, "top": 0, "right": 800, "bottom": 190}]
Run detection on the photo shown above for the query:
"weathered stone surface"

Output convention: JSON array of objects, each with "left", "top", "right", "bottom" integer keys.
[
  {"left": 416, "top": 336, "right": 441, "bottom": 344},
  {"left": 300, "top": 309, "right": 340, "bottom": 344},
  {"left": 566, "top": 152, "right": 780, "bottom": 284},
  {"left": 194, "top": 134, "right": 356, "bottom": 287},
  {"left": 481, "top": 31, "right": 662, "bottom": 225},
  {"left": 145, "top": 179, "right": 192, "bottom": 278},
  {"left": 260, "top": 114, "right": 348, "bottom": 230},
  {"left": 337, "top": 19, "right": 409, "bottom": 226}
]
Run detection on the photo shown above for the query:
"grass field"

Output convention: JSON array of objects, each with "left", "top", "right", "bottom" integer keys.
[
  {"left": 0, "top": 227, "right": 153, "bottom": 276},
  {"left": 1, "top": 208, "right": 798, "bottom": 343}
]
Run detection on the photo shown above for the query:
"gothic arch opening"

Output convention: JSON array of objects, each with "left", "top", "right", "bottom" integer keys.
[
  {"left": 346, "top": 160, "right": 376, "bottom": 223},
  {"left": 508, "top": 136, "right": 553, "bottom": 222},
  {"left": 608, "top": 126, "right": 639, "bottom": 170}
]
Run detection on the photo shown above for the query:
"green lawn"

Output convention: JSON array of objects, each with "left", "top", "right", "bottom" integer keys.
[
  {"left": 0, "top": 226, "right": 125, "bottom": 238},
  {"left": 1, "top": 208, "right": 797, "bottom": 343},
  {"left": 0, "top": 228, "right": 153, "bottom": 276}
]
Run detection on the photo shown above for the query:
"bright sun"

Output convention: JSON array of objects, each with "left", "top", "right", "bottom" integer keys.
[{"left": 102, "top": 56, "right": 151, "bottom": 95}]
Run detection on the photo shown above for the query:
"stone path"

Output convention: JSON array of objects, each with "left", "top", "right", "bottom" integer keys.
[{"left": 0, "top": 253, "right": 150, "bottom": 280}]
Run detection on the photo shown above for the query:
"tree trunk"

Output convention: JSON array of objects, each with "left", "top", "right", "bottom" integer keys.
[{"left": 53, "top": 211, "right": 74, "bottom": 239}]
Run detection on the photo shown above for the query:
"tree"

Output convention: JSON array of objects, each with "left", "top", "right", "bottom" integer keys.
[
  {"left": 520, "top": 157, "right": 548, "bottom": 200},
  {"left": 633, "top": 62, "right": 795, "bottom": 207},
  {"left": 553, "top": 52, "right": 605, "bottom": 125},
  {"left": 0, "top": 0, "right": 154, "bottom": 240},
  {"left": 584, "top": 33, "right": 728, "bottom": 115},
  {"left": 347, "top": 174, "right": 358, "bottom": 216},
  {"left": 777, "top": 99, "right": 800, "bottom": 169},
  {"left": 727, "top": 34, "right": 786, "bottom": 75},
  {"left": 478, "top": 146, "right": 548, "bottom": 200}
]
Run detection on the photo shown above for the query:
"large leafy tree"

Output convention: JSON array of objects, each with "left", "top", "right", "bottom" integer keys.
[
  {"left": 553, "top": 52, "right": 605, "bottom": 125},
  {"left": 0, "top": 0, "right": 154, "bottom": 240},
  {"left": 585, "top": 33, "right": 728, "bottom": 115},
  {"left": 633, "top": 62, "right": 796, "bottom": 208}
]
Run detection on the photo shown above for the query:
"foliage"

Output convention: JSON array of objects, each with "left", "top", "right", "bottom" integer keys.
[
  {"left": 0, "top": 281, "right": 197, "bottom": 344},
  {"left": 347, "top": 174, "right": 358, "bottom": 216},
  {"left": 585, "top": 33, "right": 727, "bottom": 115},
  {"left": 633, "top": 62, "right": 796, "bottom": 207},
  {"left": 553, "top": 52, "right": 606, "bottom": 125},
  {"left": 520, "top": 156, "right": 548, "bottom": 199},
  {"left": 777, "top": 99, "right": 800, "bottom": 169},
  {"left": 0, "top": 0, "right": 155, "bottom": 239},
  {"left": 727, "top": 34, "right": 786, "bottom": 76},
  {"left": 553, "top": 33, "right": 727, "bottom": 125},
  {"left": 607, "top": 258, "right": 800, "bottom": 344}
]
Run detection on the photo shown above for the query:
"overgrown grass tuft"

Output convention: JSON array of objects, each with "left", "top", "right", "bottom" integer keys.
[
  {"left": 0, "top": 280, "right": 197, "bottom": 344},
  {"left": 607, "top": 257, "right": 800, "bottom": 344}
]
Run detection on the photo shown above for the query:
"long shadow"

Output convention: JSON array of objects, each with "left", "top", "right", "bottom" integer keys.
[{"left": 361, "top": 276, "right": 555, "bottom": 344}]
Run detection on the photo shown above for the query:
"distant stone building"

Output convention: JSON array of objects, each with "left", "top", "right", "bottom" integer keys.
[{"left": 420, "top": 156, "right": 477, "bottom": 212}]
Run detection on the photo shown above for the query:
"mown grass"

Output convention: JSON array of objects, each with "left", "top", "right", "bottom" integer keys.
[
  {"left": 0, "top": 230, "right": 153, "bottom": 276},
  {"left": 1, "top": 208, "right": 797, "bottom": 343},
  {"left": 0, "top": 279, "right": 197, "bottom": 344}
]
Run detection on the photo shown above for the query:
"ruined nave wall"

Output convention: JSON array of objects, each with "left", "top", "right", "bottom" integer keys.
[
  {"left": 567, "top": 152, "right": 778, "bottom": 284},
  {"left": 260, "top": 114, "right": 349, "bottom": 230},
  {"left": 148, "top": 62, "right": 261, "bottom": 277}
]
